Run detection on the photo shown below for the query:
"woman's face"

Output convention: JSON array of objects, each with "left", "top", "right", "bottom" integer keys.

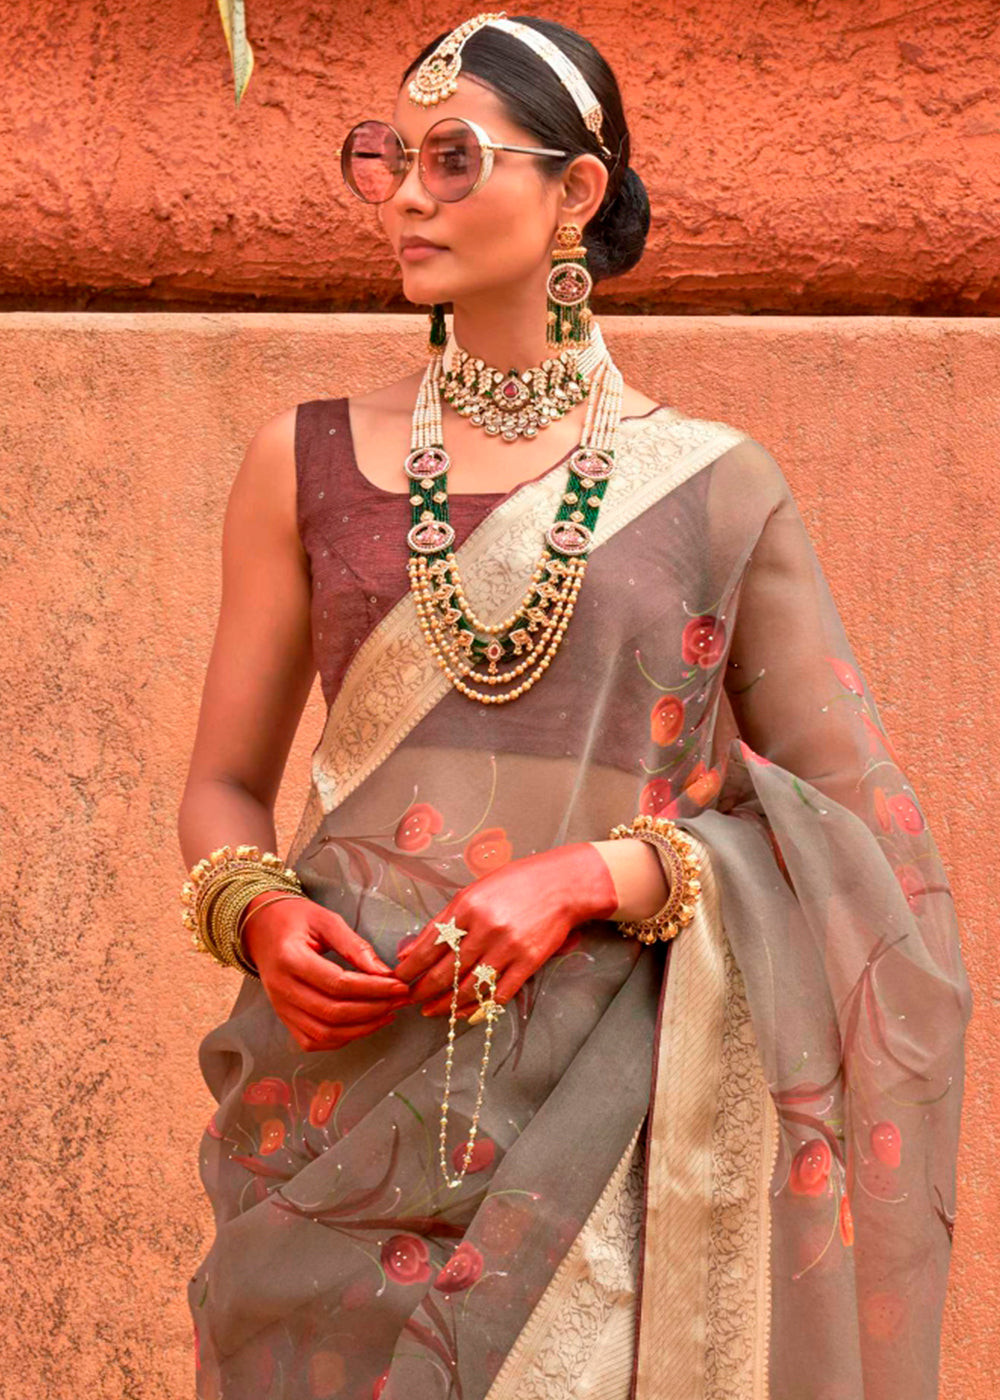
[{"left": 377, "top": 75, "right": 594, "bottom": 307}]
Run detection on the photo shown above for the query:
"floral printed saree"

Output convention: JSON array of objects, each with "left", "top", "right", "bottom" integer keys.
[{"left": 189, "top": 404, "right": 971, "bottom": 1400}]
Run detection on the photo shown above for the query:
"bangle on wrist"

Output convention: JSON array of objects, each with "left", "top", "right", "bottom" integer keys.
[
  {"left": 180, "top": 844, "right": 305, "bottom": 979},
  {"left": 606, "top": 815, "right": 702, "bottom": 944}
]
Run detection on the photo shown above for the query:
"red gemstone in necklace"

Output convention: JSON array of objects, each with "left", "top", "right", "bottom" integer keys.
[{"left": 497, "top": 374, "right": 529, "bottom": 411}]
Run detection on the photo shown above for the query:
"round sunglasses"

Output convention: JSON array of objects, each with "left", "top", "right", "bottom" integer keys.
[{"left": 337, "top": 116, "right": 569, "bottom": 205}]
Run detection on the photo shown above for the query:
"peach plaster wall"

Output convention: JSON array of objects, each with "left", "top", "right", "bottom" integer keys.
[
  {"left": 0, "top": 311, "right": 996, "bottom": 1396},
  {"left": 1, "top": 0, "right": 999, "bottom": 314}
]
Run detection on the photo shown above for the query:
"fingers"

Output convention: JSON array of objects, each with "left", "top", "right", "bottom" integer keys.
[
  {"left": 419, "top": 970, "right": 480, "bottom": 1018},
  {"left": 394, "top": 904, "right": 467, "bottom": 984},
  {"left": 286, "top": 981, "right": 412, "bottom": 1026},
  {"left": 403, "top": 927, "right": 490, "bottom": 1003},
  {"left": 287, "top": 1005, "right": 398, "bottom": 1052},
  {"left": 420, "top": 964, "right": 521, "bottom": 1019},
  {"left": 292, "top": 913, "right": 411, "bottom": 999},
  {"left": 300, "top": 955, "right": 413, "bottom": 1002}
]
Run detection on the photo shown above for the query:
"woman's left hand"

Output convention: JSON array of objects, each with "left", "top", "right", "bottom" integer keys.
[{"left": 393, "top": 841, "right": 619, "bottom": 1018}]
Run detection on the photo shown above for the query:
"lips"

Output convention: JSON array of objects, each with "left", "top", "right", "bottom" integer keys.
[{"left": 400, "top": 237, "right": 446, "bottom": 252}]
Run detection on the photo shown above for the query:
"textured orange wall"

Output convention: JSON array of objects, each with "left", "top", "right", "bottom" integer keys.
[
  {"left": 1, "top": 1, "right": 999, "bottom": 313},
  {"left": 0, "top": 311, "right": 996, "bottom": 1396}
]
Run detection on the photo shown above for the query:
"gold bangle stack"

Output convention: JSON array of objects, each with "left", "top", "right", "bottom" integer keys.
[
  {"left": 180, "top": 844, "right": 305, "bottom": 978},
  {"left": 607, "top": 815, "right": 702, "bottom": 944}
]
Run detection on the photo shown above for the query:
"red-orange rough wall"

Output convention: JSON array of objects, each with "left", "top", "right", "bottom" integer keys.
[
  {"left": 0, "top": 311, "right": 996, "bottom": 1397},
  {"left": 1, "top": 0, "right": 998, "bottom": 313}
]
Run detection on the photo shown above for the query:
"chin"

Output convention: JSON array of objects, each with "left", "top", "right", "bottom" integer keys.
[{"left": 401, "top": 277, "right": 456, "bottom": 309}]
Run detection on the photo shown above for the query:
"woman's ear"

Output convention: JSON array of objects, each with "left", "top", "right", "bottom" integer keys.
[{"left": 557, "top": 153, "right": 609, "bottom": 229}]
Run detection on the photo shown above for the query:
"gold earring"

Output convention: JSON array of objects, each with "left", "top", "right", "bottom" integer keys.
[{"left": 545, "top": 223, "right": 593, "bottom": 353}]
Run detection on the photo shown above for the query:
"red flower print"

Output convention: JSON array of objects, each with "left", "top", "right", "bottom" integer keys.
[
  {"left": 870, "top": 1120, "right": 902, "bottom": 1169},
  {"left": 638, "top": 779, "right": 678, "bottom": 818},
  {"left": 789, "top": 1138, "right": 832, "bottom": 1197},
  {"left": 205, "top": 1113, "right": 223, "bottom": 1140},
  {"left": 308, "top": 1079, "right": 344, "bottom": 1128},
  {"left": 381, "top": 1234, "right": 432, "bottom": 1284},
  {"left": 373, "top": 1370, "right": 391, "bottom": 1400},
  {"left": 886, "top": 793, "right": 924, "bottom": 834},
  {"left": 480, "top": 1196, "right": 537, "bottom": 1253},
  {"left": 464, "top": 827, "right": 513, "bottom": 876},
  {"left": 452, "top": 1136, "right": 496, "bottom": 1175},
  {"left": 650, "top": 695, "right": 684, "bottom": 746},
  {"left": 243, "top": 1077, "right": 291, "bottom": 1107},
  {"left": 681, "top": 614, "right": 727, "bottom": 668},
  {"left": 259, "top": 1118, "right": 286, "bottom": 1155},
  {"left": 433, "top": 1240, "right": 484, "bottom": 1293},
  {"left": 308, "top": 1350, "right": 345, "bottom": 1395},
  {"left": 829, "top": 657, "right": 863, "bottom": 696},
  {"left": 683, "top": 760, "right": 722, "bottom": 806},
  {"left": 862, "top": 1290, "right": 906, "bottom": 1342},
  {"left": 872, "top": 787, "right": 892, "bottom": 833},
  {"left": 739, "top": 740, "right": 772, "bottom": 766},
  {"left": 395, "top": 802, "right": 444, "bottom": 852},
  {"left": 838, "top": 1194, "right": 854, "bottom": 1247}
]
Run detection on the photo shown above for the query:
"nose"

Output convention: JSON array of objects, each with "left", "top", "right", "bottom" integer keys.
[{"left": 390, "top": 150, "right": 437, "bottom": 217}]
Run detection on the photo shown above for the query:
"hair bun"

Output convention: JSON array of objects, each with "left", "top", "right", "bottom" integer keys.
[{"left": 584, "top": 168, "right": 651, "bottom": 283}]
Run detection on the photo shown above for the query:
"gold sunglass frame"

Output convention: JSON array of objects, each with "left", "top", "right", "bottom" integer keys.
[{"left": 336, "top": 115, "right": 569, "bottom": 204}]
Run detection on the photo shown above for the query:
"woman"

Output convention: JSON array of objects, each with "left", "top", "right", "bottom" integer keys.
[{"left": 181, "top": 15, "right": 971, "bottom": 1400}]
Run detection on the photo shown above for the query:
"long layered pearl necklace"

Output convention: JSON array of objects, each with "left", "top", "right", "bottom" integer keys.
[{"left": 405, "top": 322, "right": 624, "bottom": 704}]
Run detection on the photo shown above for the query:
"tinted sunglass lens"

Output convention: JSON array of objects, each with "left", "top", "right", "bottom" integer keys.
[
  {"left": 420, "top": 119, "right": 482, "bottom": 202},
  {"left": 342, "top": 121, "right": 405, "bottom": 203}
]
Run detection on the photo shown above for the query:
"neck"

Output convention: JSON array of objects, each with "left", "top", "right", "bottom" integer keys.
[{"left": 449, "top": 286, "right": 556, "bottom": 371}]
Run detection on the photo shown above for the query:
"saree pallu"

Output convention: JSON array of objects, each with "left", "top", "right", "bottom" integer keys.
[{"left": 189, "top": 406, "right": 972, "bottom": 1400}]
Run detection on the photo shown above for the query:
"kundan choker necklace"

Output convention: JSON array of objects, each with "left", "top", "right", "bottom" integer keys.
[
  {"left": 405, "top": 320, "right": 624, "bottom": 705},
  {"left": 439, "top": 334, "right": 608, "bottom": 442}
]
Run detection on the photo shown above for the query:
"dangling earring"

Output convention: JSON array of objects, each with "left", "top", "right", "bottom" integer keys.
[
  {"left": 545, "top": 223, "right": 593, "bottom": 354},
  {"left": 428, "top": 302, "right": 447, "bottom": 352}
]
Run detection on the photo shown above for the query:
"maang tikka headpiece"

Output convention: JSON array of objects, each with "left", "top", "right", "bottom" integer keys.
[{"left": 408, "top": 11, "right": 613, "bottom": 160}]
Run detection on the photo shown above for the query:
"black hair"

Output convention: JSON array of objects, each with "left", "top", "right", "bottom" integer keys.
[{"left": 401, "top": 17, "right": 650, "bottom": 283}]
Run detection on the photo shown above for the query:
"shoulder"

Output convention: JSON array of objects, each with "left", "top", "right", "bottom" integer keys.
[
  {"left": 348, "top": 366, "right": 425, "bottom": 428},
  {"left": 224, "top": 404, "right": 300, "bottom": 541}
]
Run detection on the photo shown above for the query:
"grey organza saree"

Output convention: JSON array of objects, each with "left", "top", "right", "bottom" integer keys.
[{"left": 189, "top": 406, "right": 971, "bottom": 1400}]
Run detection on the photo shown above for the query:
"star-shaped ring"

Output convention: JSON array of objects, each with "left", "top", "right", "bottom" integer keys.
[{"left": 433, "top": 915, "right": 469, "bottom": 953}]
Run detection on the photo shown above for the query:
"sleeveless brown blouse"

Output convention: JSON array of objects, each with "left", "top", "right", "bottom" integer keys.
[{"left": 294, "top": 396, "right": 581, "bottom": 707}]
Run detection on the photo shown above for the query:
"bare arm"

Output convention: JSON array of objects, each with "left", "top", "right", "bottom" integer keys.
[
  {"left": 177, "top": 406, "right": 316, "bottom": 867},
  {"left": 589, "top": 838, "right": 670, "bottom": 921}
]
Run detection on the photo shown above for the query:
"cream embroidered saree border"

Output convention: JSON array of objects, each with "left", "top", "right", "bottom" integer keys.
[
  {"left": 631, "top": 832, "right": 778, "bottom": 1400},
  {"left": 481, "top": 833, "right": 778, "bottom": 1400},
  {"left": 286, "top": 409, "right": 747, "bottom": 863}
]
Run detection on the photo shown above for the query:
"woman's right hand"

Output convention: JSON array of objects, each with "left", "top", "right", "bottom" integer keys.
[{"left": 241, "top": 893, "right": 414, "bottom": 1052}]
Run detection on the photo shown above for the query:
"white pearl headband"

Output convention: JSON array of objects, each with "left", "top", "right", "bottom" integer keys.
[{"left": 407, "top": 10, "right": 613, "bottom": 161}]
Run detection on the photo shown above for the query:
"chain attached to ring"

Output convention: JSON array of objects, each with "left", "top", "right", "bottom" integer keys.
[{"left": 432, "top": 916, "right": 506, "bottom": 1189}]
